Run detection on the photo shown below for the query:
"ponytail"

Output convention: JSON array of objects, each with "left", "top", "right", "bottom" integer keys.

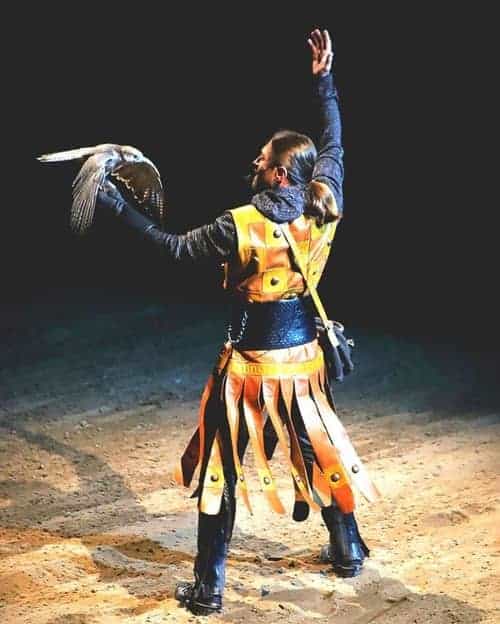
[
  {"left": 269, "top": 130, "right": 341, "bottom": 227},
  {"left": 305, "top": 180, "right": 340, "bottom": 226}
]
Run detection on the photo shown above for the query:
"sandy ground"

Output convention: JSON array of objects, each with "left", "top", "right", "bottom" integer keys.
[{"left": 1, "top": 300, "right": 499, "bottom": 623}]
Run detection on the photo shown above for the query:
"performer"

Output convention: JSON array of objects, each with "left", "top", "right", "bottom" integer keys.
[{"left": 97, "top": 29, "right": 379, "bottom": 616}]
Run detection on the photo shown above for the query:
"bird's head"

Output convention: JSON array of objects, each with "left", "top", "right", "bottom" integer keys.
[{"left": 121, "top": 145, "right": 144, "bottom": 161}]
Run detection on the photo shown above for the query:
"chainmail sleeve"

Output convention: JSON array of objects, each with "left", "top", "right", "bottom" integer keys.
[
  {"left": 97, "top": 189, "right": 237, "bottom": 262},
  {"left": 312, "top": 73, "right": 344, "bottom": 215},
  {"left": 143, "top": 211, "right": 237, "bottom": 262}
]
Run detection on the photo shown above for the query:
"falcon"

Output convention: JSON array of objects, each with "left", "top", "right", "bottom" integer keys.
[{"left": 37, "top": 143, "right": 166, "bottom": 234}]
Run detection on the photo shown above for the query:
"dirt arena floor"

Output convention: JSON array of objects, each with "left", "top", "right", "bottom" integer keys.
[{"left": 1, "top": 300, "right": 498, "bottom": 623}]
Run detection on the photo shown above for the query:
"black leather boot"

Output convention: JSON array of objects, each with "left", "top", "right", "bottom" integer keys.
[
  {"left": 176, "top": 484, "right": 235, "bottom": 615},
  {"left": 175, "top": 578, "right": 223, "bottom": 616},
  {"left": 320, "top": 504, "right": 370, "bottom": 577}
]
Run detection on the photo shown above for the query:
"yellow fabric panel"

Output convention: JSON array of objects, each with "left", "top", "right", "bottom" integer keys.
[
  {"left": 229, "top": 204, "right": 262, "bottom": 265},
  {"left": 310, "top": 219, "right": 326, "bottom": 241}
]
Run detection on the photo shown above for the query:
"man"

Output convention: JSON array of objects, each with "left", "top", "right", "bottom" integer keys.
[{"left": 98, "top": 28, "right": 378, "bottom": 616}]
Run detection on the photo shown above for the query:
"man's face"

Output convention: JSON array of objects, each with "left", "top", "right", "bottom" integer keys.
[{"left": 251, "top": 142, "right": 277, "bottom": 192}]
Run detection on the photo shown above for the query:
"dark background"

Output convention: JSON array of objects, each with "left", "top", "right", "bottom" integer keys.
[{"left": 2, "top": 5, "right": 496, "bottom": 348}]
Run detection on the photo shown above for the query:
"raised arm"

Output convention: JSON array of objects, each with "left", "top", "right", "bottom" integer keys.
[
  {"left": 308, "top": 29, "right": 344, "bottom": 215},
  {"left": 98, "top": 183, "right": 237, "bottom": 262}
]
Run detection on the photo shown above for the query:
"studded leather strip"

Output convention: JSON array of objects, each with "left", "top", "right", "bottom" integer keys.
[
  {"left": 277, "top": 377, "right": 329, "bottom": 508},
  {"left": 262, "top": 377, "right": 319, "bottom": 512},
  {"left": 293, "top": 376, "right": 355, "bottom": 513},
  {"left": 174, "top": 427, "right": 200, "bottom": 487},
  {"left": 199, "top": 433, "right": 225, "bottom": 515},
  {"left": 224, "top": 373, "right": 252, "bottom": 514},
  {"left": 173, "top": 373, "right": 214, "bottom": 488},
  {"left": 198, "top": 374, "right": 215, "bottom": 471},
  {"left": 312, "top": 461, "right": 333, "bottom": 507},
  {"left": 242, "top": 376, "right": 286, "bottom": 514},
  {"left": 310, "top": 373, "right": 381, "bottom": 503}
]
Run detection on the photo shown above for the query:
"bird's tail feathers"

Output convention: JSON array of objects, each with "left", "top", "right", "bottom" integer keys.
[{"left": 36, "top": 147, "right": 97, "bottom": 163}]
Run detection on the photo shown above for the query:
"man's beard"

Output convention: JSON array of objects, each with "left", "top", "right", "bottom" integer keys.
[{"left": 250, "top": 171, "right": 270, "bottom": 193}]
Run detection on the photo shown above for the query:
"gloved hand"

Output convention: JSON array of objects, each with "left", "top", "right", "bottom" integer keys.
[
  {"left": 97, "top": 179, "right": 159, "bottom": 236},
  {"left": 97, "top": 180, "right": 128, "bottom": 216}
]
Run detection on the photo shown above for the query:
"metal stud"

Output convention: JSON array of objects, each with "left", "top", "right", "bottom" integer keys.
[
  {"left": 270, "top": 277, "right": 279, "bottom": 286},
  {"left": 273, "top": 229, "right": 282, "bottom": 238},
  {"left": 210, "top": 474, "right": 219, "bottom": 482},
  {"left": 351, "top": 464, "right": 360, "bottom": 474},
  {"left": 331, "top": 473, "right": 341, "bottom": 482},
  {"left": 239, "top": 475, "right": 245, "bottom": 481},
  {"left": 263, "top": 476, "right": 271, "bottom": 485}
]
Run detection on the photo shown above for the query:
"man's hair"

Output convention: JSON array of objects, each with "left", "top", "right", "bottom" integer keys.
[{"left": 269, "top": 130, "right": 339, "bottom": 225}]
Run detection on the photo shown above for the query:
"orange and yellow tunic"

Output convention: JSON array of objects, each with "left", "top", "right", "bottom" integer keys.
[{"left": 175, "top": 204, "right": 380, "bottom": 517}]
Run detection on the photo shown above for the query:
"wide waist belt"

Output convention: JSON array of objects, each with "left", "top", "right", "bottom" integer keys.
[
  {"left": 229, "top": 296, "right": 317, "bottom": 350},
  {"left": 228, "top": 350, "right": 324, "bottom": 377}
]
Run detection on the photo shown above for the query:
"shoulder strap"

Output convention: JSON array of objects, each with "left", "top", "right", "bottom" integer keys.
[{"left": 280, "top": 223, "right": 339, "bottom": 347}]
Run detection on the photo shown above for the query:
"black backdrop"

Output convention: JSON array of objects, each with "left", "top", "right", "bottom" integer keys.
[{"left": 2, "top": 5, "right": 496, "bottom": 346}]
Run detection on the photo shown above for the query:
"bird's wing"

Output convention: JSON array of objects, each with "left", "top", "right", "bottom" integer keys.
[
  {"left": 70, "top": 152, "right": 116, "bottom": 234},
  {"left": 37, "top": 146, "right": 99, "bottom": 163},
  {"left": 110, "top": 159, "right": 166, "bottom": 228}
]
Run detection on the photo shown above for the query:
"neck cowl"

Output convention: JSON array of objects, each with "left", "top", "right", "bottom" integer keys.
[{"left": 251, "top": 185, "right": 306, "bottom": 223}]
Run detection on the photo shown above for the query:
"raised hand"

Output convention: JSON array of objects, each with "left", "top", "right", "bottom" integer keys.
[{"left": 307, "top": 28, "right": 333, "bottom": 77}]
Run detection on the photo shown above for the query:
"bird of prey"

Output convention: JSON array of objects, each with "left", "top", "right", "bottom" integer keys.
[{"left": 37, "top": 143, "right": 166, "bottom": 234}]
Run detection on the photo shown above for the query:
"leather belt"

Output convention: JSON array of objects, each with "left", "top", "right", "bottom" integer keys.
[{"left": 229, "top": 296, "right": 316, "bottom": 350}]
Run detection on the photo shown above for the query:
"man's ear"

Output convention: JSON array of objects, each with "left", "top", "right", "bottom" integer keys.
[{"left": 275, "top": 165, "right": 289, "bottom": 186}]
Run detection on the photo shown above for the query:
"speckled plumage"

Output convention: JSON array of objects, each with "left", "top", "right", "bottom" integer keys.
[{"left": 37, "top": 143, "right": 166, "bottom": 234}]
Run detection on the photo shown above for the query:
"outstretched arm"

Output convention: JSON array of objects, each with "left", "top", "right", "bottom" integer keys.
[
  {"left": 308, "top": 29, "right": 344, "bottom": 215},
  {"left": 98, "top": 184, "right": 237, "bottom": 262}
]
